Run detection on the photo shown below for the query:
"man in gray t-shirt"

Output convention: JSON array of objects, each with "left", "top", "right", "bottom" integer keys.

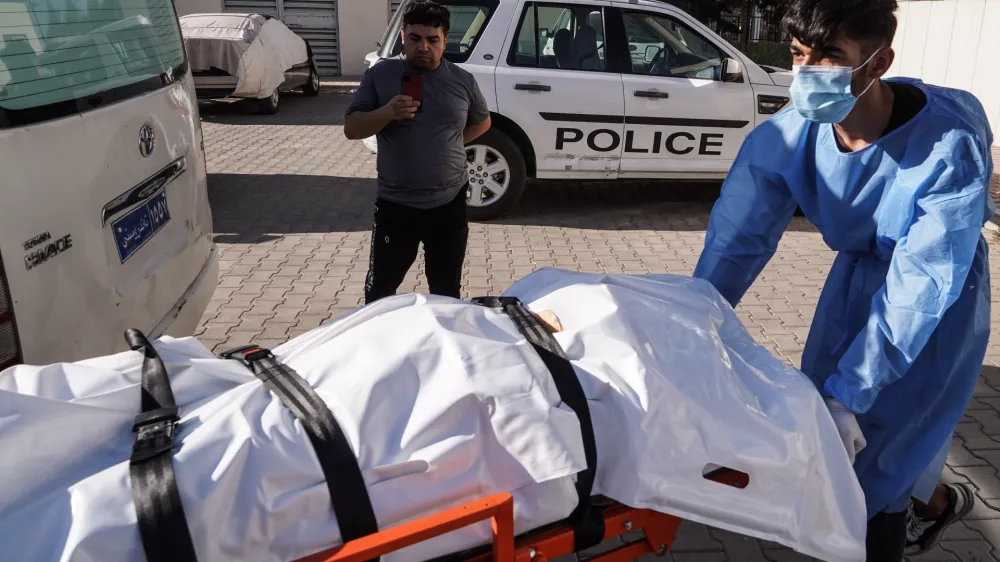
[{"left": 344, "top": 1, "right": 490, "bottom": 305}]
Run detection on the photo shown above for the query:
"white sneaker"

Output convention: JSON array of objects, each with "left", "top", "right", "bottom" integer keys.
[{"left": 904, "top": 483, "right": 975, "bottom": 556}]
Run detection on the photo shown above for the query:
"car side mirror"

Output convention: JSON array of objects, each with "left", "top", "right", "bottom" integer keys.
[
  {"left": 722, "top": 58, "right": 744, "bottom": 83},
  {"left": 645, "top": 45, "right": 658, "bottom": 61}
]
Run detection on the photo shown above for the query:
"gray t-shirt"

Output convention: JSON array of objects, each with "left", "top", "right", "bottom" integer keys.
[{"left": 346, "top": 56, "right": 489, "bottom": 209}]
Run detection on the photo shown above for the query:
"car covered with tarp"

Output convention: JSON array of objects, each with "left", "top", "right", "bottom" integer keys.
[{"left": 179, "top": 13, "right": 320, "bottom": 114}]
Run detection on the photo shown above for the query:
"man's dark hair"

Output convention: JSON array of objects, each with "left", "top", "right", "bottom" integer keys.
[
  {"left": 403, "top": 1, "right": 451, "bottom": 35},
  {"left": 782, "top": 0, "right": 899, "bottom": 53}
]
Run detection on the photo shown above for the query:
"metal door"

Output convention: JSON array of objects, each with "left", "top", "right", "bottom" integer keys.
[{"left": 225, "top": 0, "right": 341, "bottom": 76}]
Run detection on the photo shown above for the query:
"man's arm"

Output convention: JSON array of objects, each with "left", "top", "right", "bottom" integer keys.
[
  {"left": 343, "top": 69, "right": 419, "bottom": 140},
  {"left": 463, "top": 78, "right": 491, "bottom": 144},
  {"left": 693, "top": 133, "right": 797, "bottom": 308},
  {"left": 824, "top": 137, "right": 991, "bottom": 415},
  {"left": 345, "top": 104, "right": 399, "bottom": 140},
  {"left": 464, "top": 116, "right": 491, "bottom": 144}
]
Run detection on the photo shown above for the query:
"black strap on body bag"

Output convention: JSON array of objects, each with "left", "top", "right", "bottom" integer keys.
[
  {"left": 125, "top": 328, "right": 199, "bottom": 562},
  {"left": 471, "top": 296, "right": 605, "bottom": 551},
  {"left": 221, "top": 345, "right": 380, "bottom": 559}
]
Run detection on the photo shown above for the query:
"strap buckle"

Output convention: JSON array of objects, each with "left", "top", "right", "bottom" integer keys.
[
  {"left": 221, "top": 344, "right": 274, "bottom": 369},
  {"left": 470, "top": 296, "right": 523, "bottom": 309},
  {"left": 131, "top": 406, "right": 179, "bottom": 463}
]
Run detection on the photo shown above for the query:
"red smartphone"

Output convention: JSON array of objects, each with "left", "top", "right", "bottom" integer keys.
[{"left": 401, "top": 73, "right": 423, "bottom": 113}]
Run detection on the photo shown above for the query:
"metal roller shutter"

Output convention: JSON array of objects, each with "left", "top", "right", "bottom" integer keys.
[
  {"left": 224, "top": 0, "right": 279, "bottom": 18},
  {"left": 284, "top": 0, "right": 340, "bottom": 77},
  {"left": 288, "top": 28, "right": 339, "bottom": 76},
  {"left": 390, "top": 1, "right": 404, "bottom": 19},
  {"left": 224, "top": 0, "right": 341, "bottom": 77}
]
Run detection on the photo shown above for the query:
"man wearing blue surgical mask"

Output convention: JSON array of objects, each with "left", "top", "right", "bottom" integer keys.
[{"left": 692, "top": 0, "right": 994, "bottom": 559}]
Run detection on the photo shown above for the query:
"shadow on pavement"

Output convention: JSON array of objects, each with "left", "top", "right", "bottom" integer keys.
[
  {"left": 494, "top": 180, "right": 818, "bottom": 233},
  {"left": 198, "top": 93, "right": 349, "bottom": 126},
  {"left": 207, "top": 173, "right": 819, "bottom": 238},
  {"left": 493, "top": 179, "right": 721, "bottom": 230},
  {"left": 208, "top": 173, "right": 376, "bottom": 241}
]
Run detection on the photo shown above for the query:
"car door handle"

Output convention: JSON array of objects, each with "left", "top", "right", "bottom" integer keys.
[
  {"left": 634, "top": 90, "right": 670, "bottom": 99},
  {"left": 515, "top": 83, "right": 552, "bottom": 92}
]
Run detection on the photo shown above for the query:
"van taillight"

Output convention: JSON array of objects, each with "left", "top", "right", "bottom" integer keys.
[{"left": 0, "top": 253, "right": 22, "bottom": 370}]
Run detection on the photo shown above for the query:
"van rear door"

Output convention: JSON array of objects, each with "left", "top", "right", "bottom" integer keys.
[{"left": 0, "top": 0, "right": 215, "bottom": 364}]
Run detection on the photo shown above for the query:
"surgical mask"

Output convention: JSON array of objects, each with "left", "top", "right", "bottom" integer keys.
[{"left": 790, "top": 49, "right": 881, "bottom": 124}]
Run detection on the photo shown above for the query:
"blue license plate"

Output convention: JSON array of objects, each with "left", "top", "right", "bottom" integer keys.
[{"left": 112, "top": 190, "right": 171, "bottom": 263}]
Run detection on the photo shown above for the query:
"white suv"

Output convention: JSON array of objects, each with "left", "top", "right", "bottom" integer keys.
[{"left": 365, "top": 0, "right": 793, "bottom": 220}]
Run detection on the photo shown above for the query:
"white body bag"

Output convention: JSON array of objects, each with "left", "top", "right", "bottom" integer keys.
[{"left": 0, "top": 269, "right": 867, "bottom": 562}]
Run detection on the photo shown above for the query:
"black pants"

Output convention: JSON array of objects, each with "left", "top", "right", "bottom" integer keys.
[
  {"left": 866, "top": 510, "right": 906, "bottom": 562},
  {"left": 364, "top": 189, "right": 469, "bottom": 305}
]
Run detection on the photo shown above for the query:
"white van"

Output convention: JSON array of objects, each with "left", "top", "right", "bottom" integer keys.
[{"left": 0, "top": 0, "right": 219, "bottom": 368}]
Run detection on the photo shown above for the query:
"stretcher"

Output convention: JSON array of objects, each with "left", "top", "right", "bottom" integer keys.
[
  {"left": 295, "top": 469, "right": 750, "bottom": 562},
  {"left": 0, "top": 269, "right": 867, "bottom": 562}
]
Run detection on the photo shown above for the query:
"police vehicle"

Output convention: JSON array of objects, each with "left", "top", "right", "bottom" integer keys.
[{"left": 364, "top": 0, "right": 793, "bottom": 220}]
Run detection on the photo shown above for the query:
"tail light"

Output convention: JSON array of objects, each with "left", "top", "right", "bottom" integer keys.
[{"left": 0, "top": 252, "right": 23, "bottom": 370}]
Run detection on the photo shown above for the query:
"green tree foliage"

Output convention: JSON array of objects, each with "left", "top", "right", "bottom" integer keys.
[
  {"left": 674, "top": 0, "right": 791, "bottom": 36},
  {"left": 668, "top": 0, "right": 791, "bottom": 48}
]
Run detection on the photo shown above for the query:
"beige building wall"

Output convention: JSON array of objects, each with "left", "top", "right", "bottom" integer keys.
[
  {"left": 337, "top": 0, "right": 389, "bottom": 76},
  {"left": 889, "top": 0, "right": 1000, "bottom": 143}
]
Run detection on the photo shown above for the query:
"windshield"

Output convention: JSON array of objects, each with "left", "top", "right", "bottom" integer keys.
[
  {"left": 0, "top": 0, "right": 186, "bottom": 128},
  {"left": 379, "top": 0, "right": 498, "bottom": 63}
]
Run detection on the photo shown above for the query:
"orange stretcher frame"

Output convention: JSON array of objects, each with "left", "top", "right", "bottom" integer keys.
[{"left": 293, "top": 469, "right": 749, "bottom": 562}]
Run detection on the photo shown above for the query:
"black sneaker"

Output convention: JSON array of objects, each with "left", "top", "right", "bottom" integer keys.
[{"left": 904, "top": 482, "right": 976, "bottom": 556}]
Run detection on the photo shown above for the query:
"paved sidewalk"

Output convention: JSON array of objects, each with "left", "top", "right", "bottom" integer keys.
[{"left": 196, "top": 93, "right": 1000, "bottom": 561}]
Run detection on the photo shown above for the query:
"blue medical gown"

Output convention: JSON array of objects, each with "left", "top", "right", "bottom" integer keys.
[{"left": 694, "top": 78, "right": 995, "bottom": 517}]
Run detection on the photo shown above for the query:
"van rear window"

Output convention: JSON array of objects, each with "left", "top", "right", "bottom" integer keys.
[{"left": 0, "top": 0, "right": 186, "bottom": 128}]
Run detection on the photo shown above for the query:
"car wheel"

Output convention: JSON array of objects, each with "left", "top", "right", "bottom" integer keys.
[
  {"left": 303, "top": 63, "right": 321, "bottom": 97},
  {"left": 257, "top": 89, "right": 280, "bottom": 114},
  {"left": 465, "top": 129, "right": 526, "bottom": 222}
]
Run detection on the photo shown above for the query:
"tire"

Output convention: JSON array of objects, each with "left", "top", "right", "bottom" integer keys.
[
  {"left": 465, "top": 129, "right": 526, "bottom": 221},
  {"left": 302, "top": 63, "right": 321, "bottom": 97},
  {"left": 257, "top": 89, "right": 280, "bottom": 114}
]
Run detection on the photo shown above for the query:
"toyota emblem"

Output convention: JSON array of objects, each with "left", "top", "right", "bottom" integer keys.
[{"left": 138, "top": 123, "right": 155, "bottom": 157}]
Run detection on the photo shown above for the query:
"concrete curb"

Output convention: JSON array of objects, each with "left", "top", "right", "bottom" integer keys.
[{"left": 319, "top": 77, "right": 362, "bottom": 95}]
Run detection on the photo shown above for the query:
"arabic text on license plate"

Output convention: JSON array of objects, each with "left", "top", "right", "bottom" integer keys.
[{"left": 112, "top": 190, "right": 171, "bottom": 263}]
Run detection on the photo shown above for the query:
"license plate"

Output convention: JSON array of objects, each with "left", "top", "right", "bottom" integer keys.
[{"left": 112, "top": 190, "right": 171, "bottom": 263}]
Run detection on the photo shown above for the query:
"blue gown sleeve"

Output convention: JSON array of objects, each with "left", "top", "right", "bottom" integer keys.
[
  {"left": 825, "top": 136, "right": 991, "bottom": 414},
  {"left": 693, "top": 132, "right": 798, "bottom": 308}
]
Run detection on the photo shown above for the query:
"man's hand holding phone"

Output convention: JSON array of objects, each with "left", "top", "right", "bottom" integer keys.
[{"left": 382, "top": 95, "right": 420, "bottom": 120}]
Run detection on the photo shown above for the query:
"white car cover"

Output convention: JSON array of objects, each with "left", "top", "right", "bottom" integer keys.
[
  {"left": 180, "top": 13, "right": 309, "bottom": 98},
  {"left": 0, "top": 269, "right": 867, "bottom": 562}
]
